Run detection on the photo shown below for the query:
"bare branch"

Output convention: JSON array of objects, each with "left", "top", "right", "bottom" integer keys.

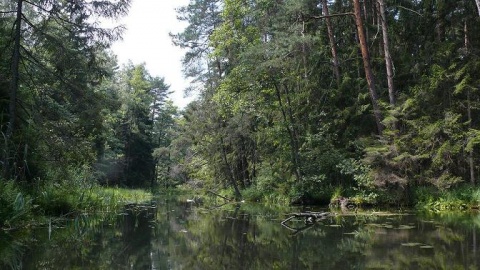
[
  {"left": 394, "top": 5, "right": 423, "bottom": 16},
  {"left": 0, "top": 10, "right": 16, "bottom": 14},
  {"left": 309, "top": 12, "right": 354, "bottom": 20}
]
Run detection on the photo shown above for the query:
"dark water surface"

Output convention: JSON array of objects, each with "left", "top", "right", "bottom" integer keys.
[{"left": 1, "top": 196, "right": 480, "bottom": 269}]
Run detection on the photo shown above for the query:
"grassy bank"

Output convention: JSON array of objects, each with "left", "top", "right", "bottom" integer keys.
[
  {"left": 183, "top": 183, "right": 480, "bottom": 212},
  {"left": 0, "top": 180, "right": 152, "bottom": 230},
  {"left": 414, "top": 186, "right": 480, "bottom": 211}
]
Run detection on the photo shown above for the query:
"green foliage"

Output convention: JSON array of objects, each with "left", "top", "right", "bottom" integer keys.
[
  {"left": 241, "top": 187, "right": 264, "bottom": 202},
  {"left": 32, "top": 165, "right": 152, "bottom": 216},
  {"left": 337, "top": 158, "right": 373, "bottom": 190},
  {"left": 0, "top": 180, "right": 32, "bottom": 228},
  {"left": 2, "top": 0, "right": 480, "bottom": 226},
  {"left": 170, "top": 0, "right": 480, "bottom": 204},
  {"left": 415, "top": 186, "right": 480, "bottom": 211},
  {"left": 34, "top": 165, "right": 100, "bottom": 215}
]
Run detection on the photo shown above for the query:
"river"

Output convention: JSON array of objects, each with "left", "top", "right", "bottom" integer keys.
[{"left": 1, "top": 195, "right": 479, "bottom": 269}]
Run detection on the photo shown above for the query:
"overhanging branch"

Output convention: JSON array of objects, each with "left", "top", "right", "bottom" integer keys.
[{"left": 309, "top": 12, "right": 354, "bottom": 20}]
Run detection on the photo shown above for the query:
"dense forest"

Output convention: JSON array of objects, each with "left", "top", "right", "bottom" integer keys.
[
  {"left": 2, "top": 0, "right": 480, "bottom": 226},
  {"left": 170, "top": 0, "right": 480, "bottom": 206}
]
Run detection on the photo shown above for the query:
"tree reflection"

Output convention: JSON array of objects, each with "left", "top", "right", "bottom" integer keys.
[{"left": 2, "top": 200, "right": 480, "bottom": 269}]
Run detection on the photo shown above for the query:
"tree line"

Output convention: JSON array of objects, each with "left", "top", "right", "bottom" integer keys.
[
  {"left": 169, "top": 0, "right": 480, "bottom": 204},
  {"left": 2, "top": 0, "right": 480, "bottom": 207},
  {"left": 0, "top": 0, "right": 173, "bottom": 189}
]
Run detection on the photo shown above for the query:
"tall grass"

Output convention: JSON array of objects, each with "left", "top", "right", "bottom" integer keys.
[
  {"left": 32, "top": 165, "right": 152, "bottom": 216},
  {"left": 0, "top": 180, "right": 32, "bottom": 228},
  {"left": 1, "top": 165, "right": 152, "bottom": 229},
  {"left": 415, "top": 185, "right": 480, "bottom": 211}
]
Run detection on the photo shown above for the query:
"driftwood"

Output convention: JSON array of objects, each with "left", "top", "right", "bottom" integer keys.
[
  {"left": 207, "top": 190, "right": 232, "bottom": 202},
  {"left": 281, "top": 212, "right": 330, "bottom": 226},
  {"left": 281, "top": 211, "right": 330, "bottom": 235}
]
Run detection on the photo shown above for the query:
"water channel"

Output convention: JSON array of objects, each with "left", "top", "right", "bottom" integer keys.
[{"left": 1, "top": 195, "right": 479, "bottom": 269}]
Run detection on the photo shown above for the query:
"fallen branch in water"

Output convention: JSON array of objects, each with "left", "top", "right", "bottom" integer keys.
[
  {"left": 281, "top": 212, "right": 331, "bottom": 235},
  {"left": 281, "top": 211, "right": 330, "bottom": 226},
  {"left": 207, "top": 190, "right": 232, "bottom": 202}
]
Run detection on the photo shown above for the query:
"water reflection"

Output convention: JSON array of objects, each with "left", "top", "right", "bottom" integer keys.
[{"left": 1, "top": 198, "right": 480, "bottom": 269}]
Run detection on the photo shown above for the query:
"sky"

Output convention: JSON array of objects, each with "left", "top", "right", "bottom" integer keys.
[{"left": 108, "top": 0, "right": 193, "bottom": 108}]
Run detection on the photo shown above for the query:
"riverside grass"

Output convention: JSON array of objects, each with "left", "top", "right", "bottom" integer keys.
[
  {"left": 1, "top": 180, "right": 152, "bottom": 229},
  {"left": 35, "top": 184, "right": 153, "bottom": 216},
  {"left": 414, "top": 186, "right": 480, "bottom": 211}
]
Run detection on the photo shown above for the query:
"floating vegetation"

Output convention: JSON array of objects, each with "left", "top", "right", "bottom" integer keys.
[
  {"left": 397, "top": 225, "right": 416, "bottom": 230},
  {"left": 400, "top": 243, "right": 434, "bottom": 249},
  {"left": 367, "top": 223, "right": 417, "bottom": 230},
  {"left": 401, "top": 242, "right": 423, "bottom": 247},
  {"left": 367, "top": 223, "right": 393, "bottom": 229}
]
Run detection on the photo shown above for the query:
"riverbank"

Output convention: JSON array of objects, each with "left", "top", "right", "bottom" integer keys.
[
  {"left": 0, "top": 180, "right": 152, "bottom": 230},
  {"left": 179, "top": 184, "right": 480, "bottom": 211},
  {"left": 414, "top": 186, "right": 480, "bottom": 211}
]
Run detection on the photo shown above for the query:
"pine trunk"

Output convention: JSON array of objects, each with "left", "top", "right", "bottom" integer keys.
[
  {"left": 4, "top": 0, "right": 23, "bottom": 179},
  {"left": 475, "top": 0, "right": 480, "bottom": 16},
  {"left": 322, "top": 0, "right": 341, "bottom": 86},
  {"left": 274, "top": 82, "right": 302, "bottom": 183},
  {"left": 7, "top": 0, "right": 22, "bottom": 139},
  {"left": 220, "top": 136, "right": 242, "bottom": 200},
  {"left": 352, "top": 0, "right": 384, "bottom": 135},
  {"left": 378, "top": 0, "right": 395, "bottom": 107},
  {"left": 464, "top": 16, "right": 475, "bottom": 185}
]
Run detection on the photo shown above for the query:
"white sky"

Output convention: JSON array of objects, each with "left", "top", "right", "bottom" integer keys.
[{"left": 109, "top": 0, "right": 193, "bottom": 109}]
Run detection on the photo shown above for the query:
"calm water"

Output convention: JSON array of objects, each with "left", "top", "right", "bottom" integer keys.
[{"left": 1, "top": 196, "right": 480, "bottom": 269}]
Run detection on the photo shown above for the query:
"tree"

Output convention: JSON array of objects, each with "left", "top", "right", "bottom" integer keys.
[
  {"left": 352, "top": 0, "right": 383, "bottom": 135},
  {"left": 377, "top": 0, "right": 395, "bottom": 108},
  {"left": 1, "top": 0, "right": 131, "bottom": 181},
  {"left": 173, "top": 0, "right": 480, "bottom": 204},
  {"left": 322, "top": 0, "right": 341, "bottom": 86},
  {"left": 170, "top": 0, "right": 222, "bottom": 93}
]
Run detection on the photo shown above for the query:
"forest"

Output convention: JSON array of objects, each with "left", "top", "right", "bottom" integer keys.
[{"left": 2, "top": 0, "right": 480, "bottom": 228}]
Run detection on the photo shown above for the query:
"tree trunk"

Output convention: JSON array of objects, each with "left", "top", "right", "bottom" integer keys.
[
  {"left": 378, "top": 0, "right": 395, "bottom": 107},
  {"left": 322, "top": 0, "right": 341, "bottom": 86},
  {"left": 435, "top": 0, "right": 446, "bottom": 42},
  {"left": 352, "top": 0, "right": 384, "bottom": 135},
  {"left": 463, "top": 16, "right": 475, "bottom": 185},
  {"left": 468, "top": 90, "right": 475, "bottom": 185},
  {"left": 473, "top": 228, "right": 477, "bottom": 269},
  {"left": 7, "top": 0, "right": 22, "bottom": 139},
  {"left": 301, "top": 19, "right": 308, "bottom": 79},
  {"left": 273, "top": 82, "right": 302, "bottom": 182},
  {"left": 476, "top": 0, "right": 480, "bottom": 16},
  {"left": 220, "top": 136, "right": 242, "bottom": 200},
  {"left": 4, "top": 0, "right": 23, "bottom": 179},
  {"left": 284, "top": 83, "right": 302, "bottom": 182}
]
